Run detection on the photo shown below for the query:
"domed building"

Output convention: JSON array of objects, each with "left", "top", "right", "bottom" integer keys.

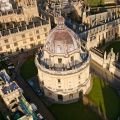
[{"left": 35, "top": 16, "right": 91, "bottom": 102}]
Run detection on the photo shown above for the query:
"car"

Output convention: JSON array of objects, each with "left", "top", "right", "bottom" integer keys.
[
  {"left": 37, "top": 113, "right": 44, "bottom": 120},
  {"left": 8, "top": 63, "right": 14, "bottom": 66},
  {"left": 2, "top": 57, "right": 10, "bottom": 61},
  {"left": 36, "top": 89, "right": 43, "bottom": 96},
  {"left": 31, "top": 103, "right": 38, "bottom": 111},
  {"left": 8, "top": 66, "right": 15, "bottom": 69},
  {"left": 28, "top": 81, "right": 34, "bottom": 86}
]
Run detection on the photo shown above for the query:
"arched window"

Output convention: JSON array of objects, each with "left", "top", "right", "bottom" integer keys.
[
  {"left": 57, "top": 45, "right": 61, "bottom": 53},
  {"left": 69, "top": 94, "right": 73, "bottom": 99},
  {"left": 71, "top": 56, "right": 74, "bottom": 61},
  {"left": 58, "top": 58, "right": 62, "bottom": 64}
]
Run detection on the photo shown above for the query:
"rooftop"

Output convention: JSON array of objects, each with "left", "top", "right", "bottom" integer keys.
[
  {"left": 1, "top": 82, "right": 19, "bottom": 95},
  {"left": 44, "top": 16, "right": 80, "bottom": 54},
  {"left": 0, "top": 17, "right": 49, "bottom": 37},
  {"left": 0, "top": 7, "right": 22, "bottom": 16},
  {"left": 0, "top": 70, "right": 11, "bottom": 83}
]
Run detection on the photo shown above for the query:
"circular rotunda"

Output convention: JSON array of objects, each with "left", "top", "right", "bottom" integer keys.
[{"left": 35, "top": 16, "right": 91, "bottom": 102}]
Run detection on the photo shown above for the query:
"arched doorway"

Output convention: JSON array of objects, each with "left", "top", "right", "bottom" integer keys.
[
  {"left": 58, "top": 94, "right": 63, "bottom": 101},
  {"left": 69, "top": 94, "right": 73, "bottom": 99},
  {"left": 79, "top": 90, "right": 83, "bottom": 99}
]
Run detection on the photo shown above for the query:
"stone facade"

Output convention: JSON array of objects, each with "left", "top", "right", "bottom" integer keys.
[
  {"left": 45, "top": 0, "right": 120, "bottom": 51},
  {"left": 35, "top": 16, "right": 91, "bottom": 103},
  {"left": 90, "top": 47, "right": 120, "bottom": 78},
  {"left": 0, "top": 0, "right": 51, "bottom": 54},
  {"left": 0, "top": 22, "right": 50, "bottom": 54},
  {"left": 80, "top": 6, "right": 120, "bottom": 49},
  {"left": 0, "top": 0, "right": 39, "bottom": 23}
]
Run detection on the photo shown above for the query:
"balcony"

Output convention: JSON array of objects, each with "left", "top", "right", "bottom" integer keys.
[{"left": 35, "top": 53, "right": 90, "bottom": 75}]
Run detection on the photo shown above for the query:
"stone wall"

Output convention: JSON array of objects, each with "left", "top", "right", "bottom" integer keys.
[
  {"left": 90, "top": 47, "right": 120, "bottom": 78},
  {"left": 90, "top": 48, "right": 104, "bottom": 66},
  {"left": 109, "top": 62, "right": 120, "bottom": 78}
]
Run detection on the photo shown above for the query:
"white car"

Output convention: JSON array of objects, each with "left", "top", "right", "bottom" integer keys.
[
  {"left": 19, "top": 88, "right": 24, "bottom": 93},
  {"left": 31, "top": 103, "right": 37, "bottom": 111},
  {"left": 37, "top": 113, "right": 44, "bottom": 120}
]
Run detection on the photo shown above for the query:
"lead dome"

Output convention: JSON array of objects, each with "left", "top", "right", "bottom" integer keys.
[{"left": 44, "top": 16, "right": 80, "bottom": 54}]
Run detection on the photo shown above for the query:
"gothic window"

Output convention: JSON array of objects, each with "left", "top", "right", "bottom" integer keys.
[
  {"left": 22, "top": 34, "right": 25, "bottom": 38},
  {"left": 45, "top": 33, "right": 48, "bottom": 37},
  {"left": 14, "top": 42, "right": 18, "bottom": 46},
  {"left": 30, "top": 37, "right": 34, "bottom": 41},
  {"left": 44, "top": 28, "right": 47, "bottom": 31},
  {"left": 0, "top": 47, "right": 2, "bottom": 51},
  {"left": 6, "top": 45, "right": 10, "bottom": 49},
  {"left": 4, "top": 39, "right": 8, "bottom": 43},
  {"left": 36, "top": 30, "right": 39, "bottom": 34},
  {"left": 71, "top": 56, "right": 74, "bottom": 61},
  {"left": 37, "top": 35, "right": 40, "bottom": 39}
]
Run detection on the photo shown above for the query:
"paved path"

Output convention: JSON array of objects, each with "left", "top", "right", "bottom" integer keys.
[
  {"left": 91, "top": 60, "right": 120, "bottom": 89},
  {"left": 14, "top": 53, "right": 55, "bottom": 120}
]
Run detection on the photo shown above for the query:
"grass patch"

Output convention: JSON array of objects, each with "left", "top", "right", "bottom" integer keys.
[
  {"left": 20, "top": 58, "right": 37, "bottom": 80},
  {"left": 0, "top": 112, "right": 5, "bottom": 120},
  {"left": 87, "top": 0, "right": 103, "bottom": 6},
  {"left": 49, "top": 102, "right": 102, "bottom": 120},
  {"left": 88, "top": 76, "right": 120, "bottom": 120}
]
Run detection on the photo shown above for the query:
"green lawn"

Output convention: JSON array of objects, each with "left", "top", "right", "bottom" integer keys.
[
  {"left": 87, "top": 0, "right": 103, "bottom": 6},
  {"left": 88, "top": 76, "right": 120, "bottom": 120},
  {"left": 105, "top": 41, "right": 120, "bottom": 54},
  {"left": 20, "top": 58, "right": 37, "bottom": 80},
  {"left": 0, "top": 112, "right": 5, "bottom": 120},
  {"left": 49, "top": 102, "right": 102, "bottom": 120}
]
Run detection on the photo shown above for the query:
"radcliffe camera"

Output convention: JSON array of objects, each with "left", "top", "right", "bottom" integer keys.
[{"left": 0, "top": 0, "right": 120, "bottom": 120}]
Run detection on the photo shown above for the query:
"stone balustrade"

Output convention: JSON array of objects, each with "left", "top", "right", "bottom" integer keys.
[{"left": 35, "top": 54, "right": 90, "bottom": 75}]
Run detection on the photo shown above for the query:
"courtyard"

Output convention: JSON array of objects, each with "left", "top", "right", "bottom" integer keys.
[
  {"left": 49, "top": 101, "right": 102, "bottom": 120},
  {"left": 20, "top": 58, "right": 120, "bottom": 120}
]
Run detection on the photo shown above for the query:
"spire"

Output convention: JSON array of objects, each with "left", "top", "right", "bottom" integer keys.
[
  {"left": 57, "top": 16, "right": 65, "bottom": 29},
  {"left": 59, "top": 0, "right": 62, "bottom": 16}
]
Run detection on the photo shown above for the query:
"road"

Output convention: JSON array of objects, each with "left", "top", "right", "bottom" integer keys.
[
  {"left": 14, "top": 53, "right": 55, "bottom": 120},
  {"left": 91, "top": 60, "right": 120, "bottom": 89}
]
